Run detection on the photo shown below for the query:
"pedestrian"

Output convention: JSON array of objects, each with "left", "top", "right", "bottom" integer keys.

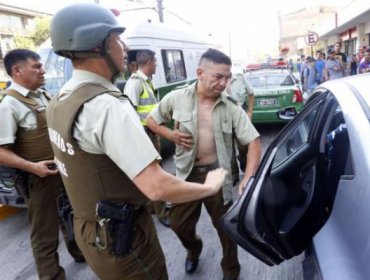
[
  {"left": 324, "top": 48, "right": 345, "bottom": 81},
  {"left": 0, "top": 49, "right": 84, "bottom": 280},
  {"left": 226, "top": 73, "right": 255, "bottom": 185},
  {"left": 333, "top": 41, "right": 347, "bottom": 75},
  {"left": 315, "top": 50, "right": 325, "bottom": 84},
  {"left": 124, "top": 49, "right": 171, "bottom": 227},
  {"left": 358, "top": 47, "right": 370, "bottom": 73},
  {"left": 47, "top": 4, "right": 227, "bottom": 280},
  {"left": 146, "top": 48, "right": 261, "bottom": 280},
  {"left": 302, "top": 57, "right": 318, "bottom": 102},
  {"left": 348, "top": 54, "right": 358, "bottom": 75}
]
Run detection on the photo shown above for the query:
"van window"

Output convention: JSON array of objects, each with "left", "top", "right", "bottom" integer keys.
[
  {"left": 161, "top": 50, "right": 186, "bottom": 83},
  {"left": 39, "top": 48, "right": 72, "bottom": 96}
]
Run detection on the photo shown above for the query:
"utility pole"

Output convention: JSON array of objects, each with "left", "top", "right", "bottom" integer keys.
[{"left": 157, "top": 0, "right": 164, "bottom": 22}]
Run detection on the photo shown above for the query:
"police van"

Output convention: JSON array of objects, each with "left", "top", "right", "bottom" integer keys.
[{"left": 38, "top": 21, "right": 219, "bottom": 97}]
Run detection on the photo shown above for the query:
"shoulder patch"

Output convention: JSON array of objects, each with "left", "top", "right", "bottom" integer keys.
[{"left": 226, "top": 95, "right": 238, "bottom": 105}]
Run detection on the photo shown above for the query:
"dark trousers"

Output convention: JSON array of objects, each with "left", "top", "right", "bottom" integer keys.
[
  {"left": 27, "top": 175, "right": 65, "bottom": 280},
  {"left": 169, "top": 166, "right": 240, "bottom": 279},
  {"left": 74, "top": 208, "right": 168, "bottom": 280}
]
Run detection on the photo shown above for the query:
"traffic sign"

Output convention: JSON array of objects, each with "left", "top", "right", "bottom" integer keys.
[{"left": 305, "top": 31, "right": 319, "bottom": 46}]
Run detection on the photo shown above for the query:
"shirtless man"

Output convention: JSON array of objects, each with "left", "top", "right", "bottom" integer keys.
[{"left": 147, "top": 48, "right": 261, "bottom": 280}]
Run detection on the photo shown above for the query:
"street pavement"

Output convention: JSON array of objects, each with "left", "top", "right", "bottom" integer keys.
[{"left": 0, "top": 123, "right": 305, "bottom": 280}]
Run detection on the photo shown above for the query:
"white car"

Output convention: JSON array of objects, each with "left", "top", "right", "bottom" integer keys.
[{"left": 221, "top": 73, "right": 370, "bottom": 279}]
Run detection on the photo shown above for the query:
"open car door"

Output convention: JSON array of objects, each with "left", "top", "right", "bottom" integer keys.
[{"left": 221, "top": 91, "right": 340, "bottom": 266}]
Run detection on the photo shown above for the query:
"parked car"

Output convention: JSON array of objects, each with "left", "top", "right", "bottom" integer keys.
[
  {"left": 221, "top": 73, "right": 370, "bottom": 279},
  {"left": 244, "top": 68, "right": 303, "bottom": 123}
]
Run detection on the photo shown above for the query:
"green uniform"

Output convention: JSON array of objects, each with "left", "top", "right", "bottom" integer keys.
[
  {"left": 0, "top": 85, "right": 82, "bottom": 280},
  {"left": 227, "top": 74, "right": 255, "bottom": 180},
  {"left": 46, "top": 69, "right": 167, "bottom": 280},
  {"left": 124, "top": 70, "right": 168, "bottom": 221},
  {"left": 149, "top": 82, "right": 260, "bottom": 279}
]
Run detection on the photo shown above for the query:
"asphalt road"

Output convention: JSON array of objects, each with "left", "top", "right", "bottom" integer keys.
[{"left": 0, "top": 123, "right": 305, "bottom": 280}]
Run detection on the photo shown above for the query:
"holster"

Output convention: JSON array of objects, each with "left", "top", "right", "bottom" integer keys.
[{"left": 96, "top": 200, "right": 136, "bottom": 256}]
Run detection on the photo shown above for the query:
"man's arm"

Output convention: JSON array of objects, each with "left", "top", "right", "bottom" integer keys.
[
  {"left": 133, "top": 161, "right": 227, "bottom": 203},
  {"left": 123, "top": 78, "right": 142, "bottom": 107},
  {"left": 0, "top": 146, "right": 58, "bottom": 177},
  {"left": 246, "top": 94, "right": 254, "bottom": 120},
  {"left": 238, "top": 138, "right": 261, "bottom": 194},
  {"left": 146, "top": 116, "right": 193, "bottom": 150}
]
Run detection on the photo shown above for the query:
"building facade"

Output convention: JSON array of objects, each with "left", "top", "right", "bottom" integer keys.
[
  {"left": 0, "top": 3, "right": 50, "bottom": 86},
  {"left": 279, "top": 0, "right": 370, "bottom": 59}
]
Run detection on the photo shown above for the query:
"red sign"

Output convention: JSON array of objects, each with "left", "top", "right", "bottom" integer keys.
[{"left": 305, "top": 31, "right": 319, "bottom": 46}]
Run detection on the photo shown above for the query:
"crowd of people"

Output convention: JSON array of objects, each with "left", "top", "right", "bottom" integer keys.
[
  {"left": 0, "top": 3, "right": 261, "bottom": 280},
  {"left": 295, "top": 41, "right": 370, "bottom": 100}
]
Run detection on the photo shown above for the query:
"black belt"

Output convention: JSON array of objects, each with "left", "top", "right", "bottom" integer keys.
[{"left": 192, "top": 161, "right": 219, "bottom": 174}]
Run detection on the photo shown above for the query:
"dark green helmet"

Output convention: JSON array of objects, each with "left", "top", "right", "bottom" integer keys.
[{"left": 50, "top": 3, "right": 125, "bottom": 58}]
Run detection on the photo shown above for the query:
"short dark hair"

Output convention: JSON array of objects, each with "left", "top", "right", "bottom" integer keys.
[
  {"left": 366, "top": 47, "right": 370, "bottom": 53},
  {"left": 3, "top": 49, "right": 40, "bottom": 77},
  {"left": 136, "top": 49, "right": 155, "bottom": 66},
  {"left": 199, "top": 48, "right": 231, "bottom": 66}
]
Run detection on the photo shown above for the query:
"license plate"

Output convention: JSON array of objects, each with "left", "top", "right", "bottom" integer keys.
[{"left": 257, "top": 98, "right": 277, "bottom": 106}]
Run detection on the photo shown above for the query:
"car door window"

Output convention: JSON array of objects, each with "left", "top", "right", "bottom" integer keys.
[{"left": 273, "top": 107, "right": 318, "bottom": 168}]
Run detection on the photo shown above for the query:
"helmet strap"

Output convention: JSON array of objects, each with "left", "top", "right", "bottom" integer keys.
[{"left": 102, "top": 36, "right": 121, "bottom": 83}]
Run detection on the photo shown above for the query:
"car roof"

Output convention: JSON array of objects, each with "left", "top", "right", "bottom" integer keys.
[
  {"left": 245, "top": 69, "right": 290, "bottom": 75},
  {"left": 321, "top": 73, "right": 370, "bottom": 112}
]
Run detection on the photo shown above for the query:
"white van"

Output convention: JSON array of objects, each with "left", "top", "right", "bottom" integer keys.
[
  {"left": 38, "top": 21, "right": 218, "bottom": 156},
  {"left": 38, "top": 21, "right": 218, "bottom": 97}
]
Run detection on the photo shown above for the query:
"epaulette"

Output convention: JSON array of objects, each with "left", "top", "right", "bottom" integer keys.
[
  {"left": 130, "top": 73, "right": 139, "bottom": 79},
  {"left": 226, "top": 95, "right": 238, "bottom": 105}
]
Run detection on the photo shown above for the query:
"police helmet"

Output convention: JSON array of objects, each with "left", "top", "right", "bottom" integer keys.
[{"left": 50, "top": 3, "right": 125, "bottom": 58}]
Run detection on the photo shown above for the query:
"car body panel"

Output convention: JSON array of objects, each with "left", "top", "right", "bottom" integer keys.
[
  {"left": 245, "top": 69, "right": 303, "bottom": 123},
  {"left": 221, "top": 73, "right": 370, "bottom": 279},
  {"left": 312, "top": 75, "right": 370, "bottom": 280}
]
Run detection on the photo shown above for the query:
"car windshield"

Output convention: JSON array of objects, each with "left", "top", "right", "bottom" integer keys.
[{"left": 245, "top": 72, "right": 294, "bottom": 88}]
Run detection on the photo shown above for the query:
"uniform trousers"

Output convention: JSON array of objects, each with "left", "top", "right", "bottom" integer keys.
[
  {"left": 74, "top": 207, "right": 168, "bottom": 280},
  {"left": 27, "top": 175, "right": 66, "bottom": 280},
  {"left": 169, "top": 163, "right": 241, "bottom": 279}
]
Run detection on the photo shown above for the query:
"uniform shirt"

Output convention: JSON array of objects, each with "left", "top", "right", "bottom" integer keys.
[
  {"left": 0, "top": 82, "right": 48, "bottom": 145},
  {"left": 227, "top": 74, "right": 254, "bottom": 105},
  {"left": 58, "top": 70, "right": 160, "bottom": 180},
  {"left": 149, "top": 82, "right": 260, "bottom": 203},
  {"left": 124, "top": 69, "right": 156, "bottom": 107}
]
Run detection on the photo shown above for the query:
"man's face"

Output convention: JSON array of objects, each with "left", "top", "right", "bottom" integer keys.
[
  {"left": 13, "top": 58, "right": 45, "bottom": 90},
  {"left": 365, "top": 52, "right": 370, "bottom": 62},
  {"left": 316, "top": 52, "right": 322, "bottom": 60},
  {"left": 109, "top": 33, "right": 128, "bottom": 73},
  {"left": 197, "top": 61, "right": 231, "bottom": 97},
  {"left": 148, "top": 57, "right": 157, "bottom": 75},
  {"left": 334, "top": 43, "right": 341, "bottom": 53}
]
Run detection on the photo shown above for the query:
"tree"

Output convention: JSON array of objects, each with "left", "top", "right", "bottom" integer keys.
[{"left": 14, "top": 16, "right": 51, "bottom": 50}]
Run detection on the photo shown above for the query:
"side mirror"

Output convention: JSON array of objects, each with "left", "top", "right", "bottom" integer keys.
[{"left": 277, "top": 106, "right": 297, "bottom": 120}]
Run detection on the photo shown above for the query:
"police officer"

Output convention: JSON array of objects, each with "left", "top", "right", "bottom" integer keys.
[
  {"left": 124, "top": 49, "right": 170, "bottom": 227},
  {"left": 226, "top": 73, "right": 255, "bottom": 184},
  {"left": 0, "top": 49, "right": 83, "bottom": 280},
  {"left": 147, "top": 49, "right": 261, "bottom": 280},
  {"left": 47, "top": 4, "right": 227, "bottom": 280}
]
